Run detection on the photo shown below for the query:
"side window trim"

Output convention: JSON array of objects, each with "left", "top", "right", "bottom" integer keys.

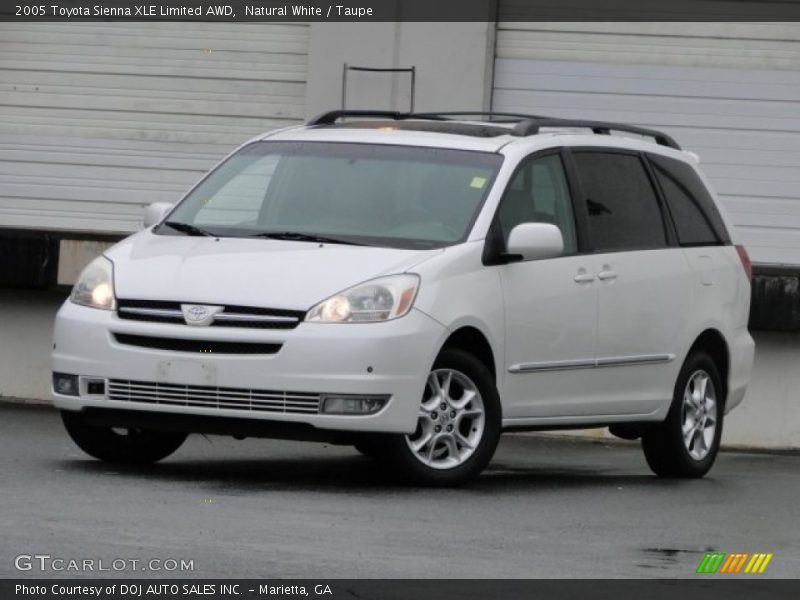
[
  {"left": 639, "top": 151, "right": 680, "bottom": 248},
  {"left": 561, "top": 148, "right": 593, "bottom": 254},
  {"left": 567, "top": 146, "right": 672, "bottom": 254},
  {"left": 482, "top": 148, "right": 586, "bottom": 266}
]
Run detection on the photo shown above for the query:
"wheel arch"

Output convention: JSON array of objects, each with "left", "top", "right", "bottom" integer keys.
[
  {"left": 440, "top": 326, "right": 497, "bottom": 384},
  {"left": 687, "top": 328, "right": 730, "bottom": 404}
]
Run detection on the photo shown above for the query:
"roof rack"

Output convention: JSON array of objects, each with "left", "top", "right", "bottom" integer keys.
[
  {"left": 412, "top": 111, "right": 552, "bottom": 122},
  {"left": 306, "top": 110, "right": 446, "bottom": 126},
  {"left": 511, "top": 118, "right": 681, "bottom": 150},
  {"left": 305, "top": 110, "right": 681, "bottom": 150},
  {"left": 307, "top": 110, "right": 547, "bottom": 126}
]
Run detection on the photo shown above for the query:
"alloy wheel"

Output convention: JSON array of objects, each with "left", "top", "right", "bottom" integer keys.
[
  {"left": 681, "top": 369, "right": 718, "bottom": 461},
  {"left": 405, "top": 368, "right": 485, "bottom": 470}
]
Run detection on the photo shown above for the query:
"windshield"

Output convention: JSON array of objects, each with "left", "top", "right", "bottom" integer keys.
[{"left": 159, "top": 141, "right": 502, "bottom": 249}]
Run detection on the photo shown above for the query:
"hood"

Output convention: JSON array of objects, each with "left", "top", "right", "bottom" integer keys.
[{"left": 106, "top": 231, "right": 442, "bottom": 310}]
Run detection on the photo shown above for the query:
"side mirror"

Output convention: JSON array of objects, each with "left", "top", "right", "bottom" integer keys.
[
  {"left": 505, "top": 223, "right": 564, "bottom": 261},
  {"left": 142, "top": 202, "right": 173, "bottom": 229}
]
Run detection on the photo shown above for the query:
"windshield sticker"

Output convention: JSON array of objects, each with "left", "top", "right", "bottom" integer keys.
[{"left": 470, "top": 176, "right": 487, "bottom": 189}]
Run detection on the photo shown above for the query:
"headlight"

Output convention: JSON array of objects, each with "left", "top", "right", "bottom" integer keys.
[
  {"left": 306, "top": 274, "right": 420, "bottom": 323},
  {"left": 70, "top": 256, "right": 116, "bottom": 310}
]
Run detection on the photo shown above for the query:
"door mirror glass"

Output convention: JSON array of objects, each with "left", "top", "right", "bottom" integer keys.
[
  {"left": 506, "top": 223, "right": 564, "bottom": 261},
  {"left": 142, "top": 202, "right": 173, "bottom": 229}
]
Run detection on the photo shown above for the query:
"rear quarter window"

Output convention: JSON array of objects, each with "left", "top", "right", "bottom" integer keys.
[{"left": 648, "top": 154, "right": 731, "bottom": 246}]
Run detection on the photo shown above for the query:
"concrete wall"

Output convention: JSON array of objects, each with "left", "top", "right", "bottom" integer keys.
[
  {"left": 0, "top": 289, "right": 65, "bottom": 403},
  {"left": 729, "top": 332, "right": 800, "bottom": 448},
  {"left": 304, "top": 22, "right": 495, "bottom": 117},
  {"left": 2, "top": 288, "right": 798, "bottom": 449}
]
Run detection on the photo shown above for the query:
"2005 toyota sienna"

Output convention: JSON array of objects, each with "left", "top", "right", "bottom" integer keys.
[{"left": 52, "top": 110, "right": 755, "bottom": 485}]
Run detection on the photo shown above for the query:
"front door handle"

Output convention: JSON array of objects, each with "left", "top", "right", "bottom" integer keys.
[
  {"left": 598, "top": 270, "right": 618, "bottom": 281},
  {"left": 574, "top": 273, "right": 595, "bottom": 283}
]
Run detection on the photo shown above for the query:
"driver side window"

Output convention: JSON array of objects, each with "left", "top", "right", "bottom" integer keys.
[{"left": 496, "top": 154, "right": 578, "bottom": 254}]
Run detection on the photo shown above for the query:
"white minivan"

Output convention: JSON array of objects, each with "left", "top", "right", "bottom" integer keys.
[{"left": 52, "top": 111, "right": 755, "bottom": 485}]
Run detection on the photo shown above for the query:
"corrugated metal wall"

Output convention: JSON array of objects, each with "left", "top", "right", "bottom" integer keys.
[
  {"left": 493, "top": 23, "right": 800, "bottom": 266},
  {"left": 0, "top": 23, "right": 309, "bottom": 234}
]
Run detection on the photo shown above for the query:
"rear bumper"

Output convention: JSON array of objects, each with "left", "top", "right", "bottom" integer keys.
[
  {"left": 51, "top": 300, "right": 447, "bottom": 434},
  {"left": 726, "top": 327, "right": 755, "bottom": 413}
]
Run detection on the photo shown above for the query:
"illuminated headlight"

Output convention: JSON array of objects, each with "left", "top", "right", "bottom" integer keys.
[
  {"left": 70, "top": 256, "right": 116, "bottom": 310},
  {"left": 306, "top": 274, "right": 420, "bottom": 323}
]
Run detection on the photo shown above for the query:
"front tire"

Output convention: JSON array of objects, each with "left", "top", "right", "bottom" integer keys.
[
  {"left": 61, "top": 411, "right": 187, "bottom": 464},
  {"left": 642, "top": 351, "right": 724, "bottom": 478},
  {"left": 353, "top": 436, "right": 389, "bottom": 460},
  {"left": 384, "top": 348, "right": 501, "bottom": 486}
]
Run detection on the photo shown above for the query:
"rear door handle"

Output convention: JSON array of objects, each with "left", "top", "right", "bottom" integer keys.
[
  {"left": 574, "top": 273, "right": 595, "bottom": 283},
  {"left": 598, "top": 270, "right": 618, "bottom": 281}
]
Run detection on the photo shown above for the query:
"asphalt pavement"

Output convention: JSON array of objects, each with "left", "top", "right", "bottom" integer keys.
[{"left": 1, "top": 403, "right": 798, "bottom": 579}]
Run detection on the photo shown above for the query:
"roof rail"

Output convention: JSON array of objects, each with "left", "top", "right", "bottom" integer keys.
[
  {"left": 512, "top": 118, "right": 681, "bottom": 150},
  {"left": 306, "top": 110, "right": 681, "bottom": 150},
  {"left": 307, "top": 110, "right": 541, "bottom": 126},
  {"left": 306, "top": 110, "right": 448, "bottom": 126},
  {"left": 412, "top": 111, "right": 551, "bottom": 122}
]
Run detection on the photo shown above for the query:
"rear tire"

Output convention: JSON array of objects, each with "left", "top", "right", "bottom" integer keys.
[
  {"left": 383, "top": 348, "right": 501, "bottom": 486},
  {"left": 61, "top": 411, "right": 187, "bottom": 464},
  {"left": 642, "top": 351, "right": 724, "bottom": 478}
]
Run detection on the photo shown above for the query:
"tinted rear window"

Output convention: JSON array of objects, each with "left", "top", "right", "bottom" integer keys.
[
  {"left": 572, "top": 151, "right": 667, "bottom": 252},
  {"left": 648, "top": 154, "right": 730, "bottom": 246}
]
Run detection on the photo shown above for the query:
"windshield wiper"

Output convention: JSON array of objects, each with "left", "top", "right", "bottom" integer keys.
[
  {"left": 248, "top": 231, "right": 365, "bottom": 246},
  {"left": 161, "top": 221, "right": 217, "bottom": 237}
]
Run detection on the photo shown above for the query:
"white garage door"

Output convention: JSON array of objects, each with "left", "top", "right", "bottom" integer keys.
[
  {"left": 0, "top": 22, "right": 308, "bottom": 234},
  {"left": 493, "top": 23, "right": 800, "bottom": 266}
]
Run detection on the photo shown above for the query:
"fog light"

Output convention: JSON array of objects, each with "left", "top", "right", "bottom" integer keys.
[
  {"left": 321, "top": 395, "right": 388, "bottom": 415},
  {"left": 85, "top": 379, "right": 106, "bottom": 396},
  {"left": 53, "top": 373, "right": 79, "bottom": 396}
]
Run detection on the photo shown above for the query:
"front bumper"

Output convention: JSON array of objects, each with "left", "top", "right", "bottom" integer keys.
[{"left": 51, "top": 300, "right": 447, "bottom": 434}]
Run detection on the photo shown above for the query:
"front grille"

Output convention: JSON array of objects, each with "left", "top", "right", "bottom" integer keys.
[
  {"left": 107, "top": 379, "right": 321, "bottom": 414},
  {"left": 116, "top": 299, "right": 305, "bottom": 329},
  {"left": 113, "top": 334, "right": 282, "bottom": 355}
]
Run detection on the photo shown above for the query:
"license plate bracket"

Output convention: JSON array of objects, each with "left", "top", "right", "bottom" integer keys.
[{"left": 156, "top": 360, "right": 217, "bottom": 387}]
